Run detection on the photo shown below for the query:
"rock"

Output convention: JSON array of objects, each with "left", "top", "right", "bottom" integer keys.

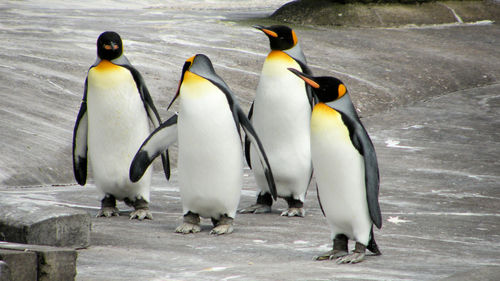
[{"left": 271, "top": 0, "right": 500, "bottom": 27}]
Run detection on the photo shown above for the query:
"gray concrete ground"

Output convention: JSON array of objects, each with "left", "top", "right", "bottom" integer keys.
[{"left": 0, "top": 0, "right": 499, "bottom": 280}]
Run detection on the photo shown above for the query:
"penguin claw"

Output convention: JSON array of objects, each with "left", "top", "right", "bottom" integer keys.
[
  {"left": 336, "top": 252, "right": 366, "bottom": 264},
  {"left": 210, "top": 224, "right": 234, "bottom": 235},
  {"left": 314, "top": 250, "right": 348, "bottom": 261},
  {"left": 129, "top": 209, "right": 153, "bottom": 221},
  {"left": 97, "top": 207, "right": 119, "bottom": 218},
  {"left": 238, "top": 204, "right": 271, "bottom": 214},
  {"left": 280, "top": 207, "right": 305, "bottom": 217},
  {"left": 175, "top": 223, "right": 201, "bottom": 234}
]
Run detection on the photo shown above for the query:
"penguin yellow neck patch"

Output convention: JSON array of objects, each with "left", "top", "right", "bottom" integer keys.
[
  {"left": 311, "top": 103, "right": 348, "bottom": 137},
  {"left": 266, "top": 50, "right": 295, "bottom": 63},
  {"left": 94, "top": 60, "right": 120, "bottom": 71},
  {"left": 313, "top": 103, "right": 339, "bottom": 118},
  {"left": 180, "top": 71, "right": 216, "bottom": 99}
]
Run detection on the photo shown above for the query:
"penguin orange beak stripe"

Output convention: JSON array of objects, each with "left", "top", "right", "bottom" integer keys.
[
  {"left": 253, "top": 25, "right": 278, "bottom": 38},
  {"left": 261, "top": 29, "right": 278, "bottom": 38},
  {"left": 287, "top": 68, "right": 320, "bottom": 89}
]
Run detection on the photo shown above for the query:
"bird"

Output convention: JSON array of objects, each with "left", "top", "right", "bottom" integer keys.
[
  {"left": 239, "top": 25, "right": 313, "bottom": 217},
  {"left": 72, "top": 31, "right": 169, "bottom": 220},
  {"left": 288, "top": 68, "right": 382, "bottom": 264},
  {"left": 129, "top": 54, "right": 276, "bottom": 235}
]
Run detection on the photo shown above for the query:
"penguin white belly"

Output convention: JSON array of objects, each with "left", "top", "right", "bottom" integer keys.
[
  {"left": 86, "top": 61, "right": 152, "bottom": 201},
  {"left": 311, "top": 104, "right": 372, "bottom": 245},
  {"left": 177, "top": 72, "right": 243, "bottom": 219},
  {"left": 251, "top": 51, "right": 312, "bottom": 200}
]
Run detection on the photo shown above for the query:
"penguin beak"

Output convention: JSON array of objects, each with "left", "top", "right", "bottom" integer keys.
[
  {"left": 287, "top": 68, "right": 320, "bottom": 89},
  {"left": 253, "top": 25, "right": 278, "bottom": 38}
]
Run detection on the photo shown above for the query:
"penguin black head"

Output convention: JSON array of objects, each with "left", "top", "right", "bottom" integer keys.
[
  {"left": 254, "top": 25, "right": 298, "bottom": 51},
  {"left": 288, "top": 68, "right": 347, "bottom": 103},
  {"left": 97, "top": 31, "right": 123, "bottom": 61}
]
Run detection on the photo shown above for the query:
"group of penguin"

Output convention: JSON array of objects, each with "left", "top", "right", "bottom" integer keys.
[{"left": 72, "top": 25, "right": 382, "bottom": 264}]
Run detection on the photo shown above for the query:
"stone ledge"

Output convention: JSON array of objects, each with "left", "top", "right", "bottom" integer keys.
[
  {"left": 0, "top": 197, "right": 91, "bottom": 248},
  {"left": 0, "top": 242, "right": 77, "bottom": 281}
]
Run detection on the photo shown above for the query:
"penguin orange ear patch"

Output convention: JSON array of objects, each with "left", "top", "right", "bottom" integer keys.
[
  {"left": 292, "top": 30, "right": 298, "bottom": 45},
  {"left": 338, "top": 84, "right": 347, "bottom": 98},
  {"left": 186, "top": 55, "right": 196, "bottom": 64}
]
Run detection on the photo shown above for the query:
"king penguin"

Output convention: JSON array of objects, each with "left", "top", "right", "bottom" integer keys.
[
  {"left": 239, "top": 25, "right": 313, "bottom": 217},
  {"left": 289, "top": 68, "right": 382, "bottom": 264},
  {"left": 72, "top": 31, "right": 169, "bottom": 220},
  {"left": 129, "top": 54, "right": 276, "bottom": 235}
]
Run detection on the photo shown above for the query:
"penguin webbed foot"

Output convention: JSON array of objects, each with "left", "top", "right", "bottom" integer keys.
[
  {"left": 125, "top": 197, "right": 153, "bottom": 220},
  {"left": 175, "top": 223, "right": 201, "bottom": 234},
  {"left": 281, "top": 197, "right": 305, "bottom": 217},
  {"left": 238, "top": 192, "right": 273, "bottom": 214},
  {"left": 97, "top": 207, "right": 120, "bottom": 218},
  {"left": 98, "top": 195, "right": 119, "bottom": 217},
  {"left": 336, "top": 242, "right": 366, "bottom": 264},
  {"left": 175, "top": 211, "right": 201, "bottom": 234},
  {"left": 130, "top": 209, "right": 153, "bottom": 221},
  {"left": 336, "top": 252, "right": 365, "bottom": 264},
  {"left": 314, "top": 250, "right": 348, "bottom": 261},
  {"left": 238, "top": 203, "right": 271, "bottom": 214},
  {"left": 210, "top": 215, "right": 234, "bottom": 235},
  {"left": 280, "top": 207, "right": 305, "bottom": 217}
]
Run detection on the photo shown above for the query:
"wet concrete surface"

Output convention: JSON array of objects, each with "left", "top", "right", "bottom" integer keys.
[{"left": 0, "top": 0, "right": 499, "bottom": 280}]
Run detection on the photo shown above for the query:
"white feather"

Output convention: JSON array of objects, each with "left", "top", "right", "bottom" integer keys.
[
  {"left": 86, "top": 62, "right": 152, "bottom": 201},
  {"left": 311, "top": 107, "right": 372, "bottom": 245},
  {"left": 251, "top": 51, "right": 312, "bottom": 200},
  {"left": 177, "top": 72, "right": 242, "bottom": 219}
]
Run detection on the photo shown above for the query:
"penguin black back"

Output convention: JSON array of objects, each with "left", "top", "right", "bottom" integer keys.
[{"left": 97, "top": 31, "right": 123, "bottom": 61}]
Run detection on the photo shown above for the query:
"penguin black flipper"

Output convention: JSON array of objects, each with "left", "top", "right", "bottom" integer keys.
[
  {"left": 72, "top": 80, "right": 88, "bottom": 186},
  {"left": 339, "top": 111, "right": 382, "bottom": 229},
  {"left": 119, "top": 63, "right": 171, "bottom": 180},
  {"left": 130, "top": 114, "right": 178, "bottom": 182},
  {"left": 244, "top": 102, "right": 254, "bottom": 168},
  {"left": 236, "top": 105, "right": 277, "bottom": 200},
  {"left": 211, "top": 84, "right": 277, "bottom": 200},
  {"left": 315, "top": 184, "right": 326, "bottom": 217}
]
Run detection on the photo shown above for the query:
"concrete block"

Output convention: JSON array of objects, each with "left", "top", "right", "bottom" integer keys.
[
  {"left": 0, "top": 242, "right": 77, "bottom": 281},
  {"left": 0, "top": 198, "right": 91, "bottom": 248},
  {"left": 0, "top": 249, "right": 37, "bottom": 281}
]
